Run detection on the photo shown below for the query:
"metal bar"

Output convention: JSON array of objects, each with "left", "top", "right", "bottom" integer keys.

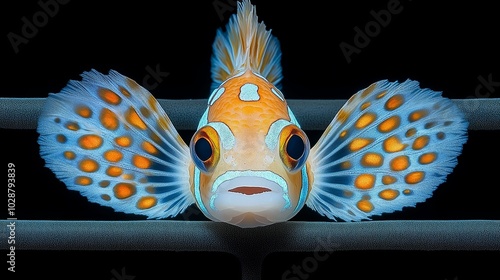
[
  {"left": 1, "top": 98, "right": 499, "bottom": 130},
  {"left": 4, "top": 220, "right": 498, "bottom": 251},
  {"left": 2, "top": 220, "right": 499, "bottom": 280}
]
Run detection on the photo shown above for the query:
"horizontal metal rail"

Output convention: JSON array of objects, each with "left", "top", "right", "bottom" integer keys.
[
  {"left": 2, "top": 220, "right": 500, "bottom": 279},
  {"left": 1, "top": 98, "right": 499, "bottom": 130}
]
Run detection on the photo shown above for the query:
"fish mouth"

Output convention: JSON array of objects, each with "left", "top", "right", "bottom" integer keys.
[
  {"left": 228, "top": 186, "right": 272, "bottom": 195},
  {"left": 209, "top": 171, "right": 291, "bottom": 213}
]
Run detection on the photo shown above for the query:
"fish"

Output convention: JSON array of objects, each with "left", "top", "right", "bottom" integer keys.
[{"left": 37, "top": 0, "right": 468, "bottom": 228}]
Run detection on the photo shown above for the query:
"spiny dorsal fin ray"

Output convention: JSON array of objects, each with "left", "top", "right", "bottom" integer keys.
[
  {"left": 306, "top": 80, "right": 468, "bottom": 221},
  {"left": 210, "top": 0, "right": 282, "bottom": 91},
  {"left": 37, "top": 69, "right": 194, "bottom": 219}
]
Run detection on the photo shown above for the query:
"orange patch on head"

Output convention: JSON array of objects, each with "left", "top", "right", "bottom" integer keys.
[
  {"left": 98, "top": 88, "right": 121, "bottom": 105},
  {"left": 78, "top": 134, "right": 103, "bottom": 150},
  {"left": 79, "top": 158, "right": 99, "bottom": 172},
  {"left": 63, "top": 151, "right": 76, "bottom": 160},
  {"left": 75, "top": 176, "right": 93, "bottom": 186},
  {"left": 125, "top": 107, "right": 147, "bottom": 130},
  {"left": 361, "top": 152, "right": 383, "bottom": 167},
  {"left": 383, "top": 136, "right": 407, "bottom": 153},
  {"left": 390, "top": 155, "right": 410, "bottom": 171},
  {"left": 76, "top": 105, "right": 92, "bottom": 118},
  {"left": 412, "top": 135, "right": 429, "bottom": 150},
  {"left": 355, "top": 112, "right": 377, "bottom": 129},
  {"left": 100, "top": 108, "right": 119, "bottom": 130},
  {"left": 378, "top": 115, "right": 401, "bottom": 133},
  {"left": 113, "top": 183, "right": 136, "bottom": 199},
  {"left": 384, "top": 94, "right": 404, "bottom": 110},
  {"left": 340, "top": 130, "right": 348, "bottom": 138},
  {"left": 354, "top": 174, "right": 375, "bottom": 190},
  {"left": 409, "top": 109, "right": 429, "bottom": 122},
  {"left": 379, "top": 189, "right": 399, "bottom": 200},
  {"left": 349, "top": 138, "right": 374, "bottom": 152},
  {"left": 357, "top": 200, "right": 374, "bottom": 213},
  {"left": 101, "top": 194, "right": 111, "bottom": 201},
  {"left": 136, "top": 196, "right": 157, "bottom": 209},
  {"left": 106, "top": 166, "right": 123, "bottom": 177},
  {"left": 132, "top": 155, "right": 151, "bottom": 169},
  {"left": 103, "top": 150, "right": 123, "bottom": 162},
  {"left": 405, "top": 171, "right": 425, "bottom": 184},
  {"left": 115, "top": 136, "right": 132, "bottom": 147},
  {"left": 419, "top": 152, "right": 437, "bottom": 164},
  {"left": 141, "top": 141, "right": 158, "bottom": 155},
  {"left": 382, "top": 175, "right": 397, "bottom": 185}
]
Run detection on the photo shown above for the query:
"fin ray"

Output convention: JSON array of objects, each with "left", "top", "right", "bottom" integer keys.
[{"left": 210, "top": 0, "right": 282, "bottom": 90}]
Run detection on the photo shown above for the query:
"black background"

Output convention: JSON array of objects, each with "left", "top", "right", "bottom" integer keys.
[{"left": 2, "top": 0, "right": 500, "bottom": 279}]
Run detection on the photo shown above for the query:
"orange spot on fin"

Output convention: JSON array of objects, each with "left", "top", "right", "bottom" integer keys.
[
  {"left": 98, "top": 88, "right": 122, "bottom": 105},
  {"left": 126, "top": 107, "right": 147, "bottom": 130},
  {"left": 383, "top": 136, "right": 407, "bottom": 153},
  {"left": 137, "top": 196, "right": 157, "bottom": 209},
  {"left": 78, "top": 135, "right": 103, "bottom": 150},
  {"left": 113, "top": 183, "right": 136, "bottom": 199}
]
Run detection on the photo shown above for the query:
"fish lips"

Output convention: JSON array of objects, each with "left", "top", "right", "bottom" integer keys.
[{"left": 209, "top": 171, "right": 292, "bottom": 213}]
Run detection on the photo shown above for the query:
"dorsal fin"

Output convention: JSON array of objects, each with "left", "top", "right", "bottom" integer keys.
[{"left": 210, "top": 0, "right": 282, "bottom": 90}]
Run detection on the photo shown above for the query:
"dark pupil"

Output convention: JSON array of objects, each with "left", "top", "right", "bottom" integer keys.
[
  {"left": 195, "top": 138, "right": 212, "bottom": 161},
  {"left": 286, "top": 134, "right": 304, "bottom": 160}
]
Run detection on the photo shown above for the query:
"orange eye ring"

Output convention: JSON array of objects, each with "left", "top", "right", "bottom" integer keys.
[
  {"left": 279, "top": 125, "right": 310, "bottom": 173},
  {"left": 190, "top": 126, "right": 220, "bottom": 173}
]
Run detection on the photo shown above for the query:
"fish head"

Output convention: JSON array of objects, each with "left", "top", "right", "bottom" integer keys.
[{"left": 189, "top": 71, "right": 311, "bottom": 228}]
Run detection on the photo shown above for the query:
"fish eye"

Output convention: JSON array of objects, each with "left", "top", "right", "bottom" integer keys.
[
  {"left": 194, "top": 138, "right": 212, "bottom": 161},
  {"left": 279, "top": 125, "right": 310, "bottom": 172},
  {"left": 286, "top": 134, "right": 305, "bottom": 160},
  {"left": 190, "top": 126, "right": 220, "bottom": 173}
]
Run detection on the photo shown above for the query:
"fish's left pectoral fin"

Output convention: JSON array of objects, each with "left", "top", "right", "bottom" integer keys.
[
  {"left": 37, "top": 69, "right": 195, "bottom": 219},
  {"left": 305, "top": 80, "right": 468, "bottom": 221}
]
